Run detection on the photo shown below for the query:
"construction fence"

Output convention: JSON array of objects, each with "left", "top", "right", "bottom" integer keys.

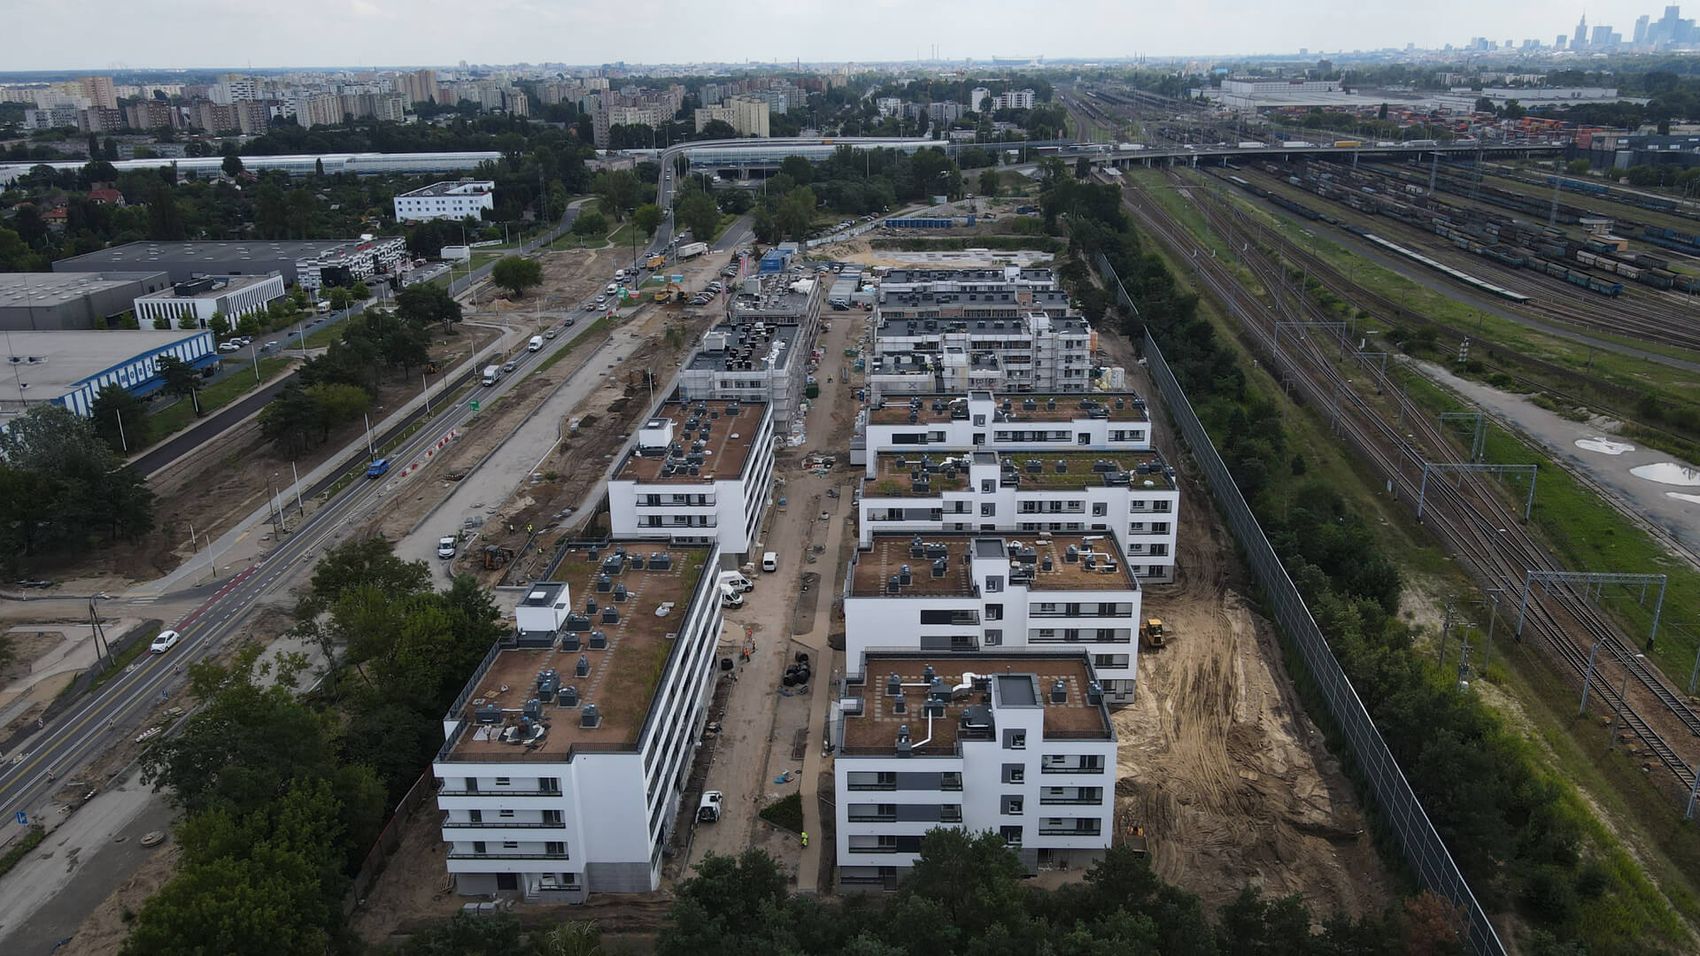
[{"left": 1098, "top": 252, "right": 1505, "bottom": 955}]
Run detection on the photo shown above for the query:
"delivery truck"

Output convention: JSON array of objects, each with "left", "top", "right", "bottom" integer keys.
[
  {"left": 528, "top": 335, "right": 544, "bottom": 352},
  {"left": 482, "top": 364, "right": 500, "bottom": 386},
  {"left": 677, "top": 241, "right": 708, "bottom": 259}
]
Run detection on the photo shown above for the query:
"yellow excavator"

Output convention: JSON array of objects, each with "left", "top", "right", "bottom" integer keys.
[{"left": 652, "top": 280, "right": 686, "bottom": 303}]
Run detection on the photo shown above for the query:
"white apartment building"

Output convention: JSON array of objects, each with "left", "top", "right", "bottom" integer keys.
[
  {"left": 674, "top": 274, "right": 822, "bottom": 429},
  {"left": 833, "top": 650, "right": 1116, "bottom": 889},
  {"left": 692, "top": 95, "right": 771, "bottom": 137},
  {"left": 992, "top": 89, "right": 1037, "bottom": 111},
  {"left": 845, "top": 533, "right": 1143, "bottom": 701},
  {"left": 393, "top": 180, "right": 496, "bottom": 222},
  {"left": 432, "top": 542, "right": 724, "bottom": 901},
  {"left": 858, "top": 449, "right": 1179, "bottom": 581},
  {"left": 871, "top": 314, "right": 1092, "bottom": 398},
  {"left": 607, "top": 399, "right": 775, "bottom": 557},
  {"left": 968, "top": 88, "right": 992, "bottom": 112},
  {"left": 294, "top": 236, "right": 407, "bottom": 293},
  {"left": 131, "top": 274, "right": 286, "bottom": 328},
  {"left": 856, "top": 391, "right": 1151, "bottom": 466}
]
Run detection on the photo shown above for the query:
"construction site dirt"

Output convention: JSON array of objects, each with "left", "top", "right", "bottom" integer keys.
[{"left": 1098, "top": 328, "right": 1395, "bottom": 916}]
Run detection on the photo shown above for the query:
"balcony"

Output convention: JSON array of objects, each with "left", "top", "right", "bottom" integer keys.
[
  {"left": 437, "top": 788, "right": 562, "bottom": 797},
  {"left": 1038, "top": 797, "right": 1103, "bottom": 806},
  {"left": 1038, "top": 824, "right": 1103, "bottom": 837},
  {"left": 443, "top": 815, "right": 567, "bottom": 829},
  {"left": 448, "top": 850, "right": 571, "bottom": 861},
  {"left": 847, "top": 811, "right": 898, "bottom": 823}
]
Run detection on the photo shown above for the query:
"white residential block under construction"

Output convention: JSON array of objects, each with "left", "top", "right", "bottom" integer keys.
[
  {"left": 857, "top": 449, "right": 1180, "bottom": 581},
  {"left": 853, "top": 390, "right": 1152, "bottom": 466},
  {"left": 832, "top": 651, "right": 1116, "bottom": 889},
  {"left": 606, "top": 399, "right": 775, "bottom": 557},
  {"left": 845, "top": 533, "right": 1144, "bottom": 702},
  {"left": 431, "top": 542, "right": 722, "bottom": 902},
  {"left": 868, "top": 268, "right": 1093, "bottom": 398}
]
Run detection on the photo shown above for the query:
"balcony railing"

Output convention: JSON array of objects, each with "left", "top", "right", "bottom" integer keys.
[
  {"left": 1038, "top": 826, "right": 1103, "bottom": 837},
  {"left": 437, "top": 788, "right": 562, "bottom": 797},
  {"left": 443, "top": 816, "right": 567, "bottom": 829},
  {"left": 847, "top": 812, "right": 898, "bottom": 823},
  {"left": 447, "top": 850, "right": 571, "bottom": 861},
  {"left": 1038, "top": 797, "right": 1103, "bottom": 806}
]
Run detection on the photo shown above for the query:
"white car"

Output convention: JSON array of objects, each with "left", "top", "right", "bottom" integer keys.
[
  {"left": 437, "top": 536, "right": 458, "bottom": 559},
  {"left": 605, "top": 283, "right": 617, "bottom": 295},
  {"left": 149, "top": 630, "right": 181, "bottom": 654}
]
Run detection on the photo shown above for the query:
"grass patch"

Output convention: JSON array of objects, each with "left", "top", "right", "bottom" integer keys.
[
  {"left": 146, "top": 357, "right": 292, "bottom": 441},
  {"left": 89, "top": 623, "right": 163, "bottom": 692},
  {"left": 759, "top": 793, "right": 804, "bottom": 834},
  {"left": 301, "top": 322, "right": 344, "bottom": 349},
  {"left": 0, "top": 826, "right": 45, "bottom": 879}
]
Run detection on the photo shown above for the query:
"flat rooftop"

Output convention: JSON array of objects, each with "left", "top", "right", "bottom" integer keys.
[
  {"left": 867, "top": 450, "right": 1174, "bottom": 495},
  {"left": 134, "top": 274, "right": 279, "bottom": 301},
  {"left": 0, "top": 329, "right": 207, "bottom": 400},
  {"left": 877, "top": 314, "right": 1089, "bottom": 338},
  {"left": 868, "top": 393, "right": 1147, "bottom": 426},
  {"left": 445, "top": 544, "right": 712, "bottom": 760},
  {"left": 851, "top": 532, "right": 1137, "bottom": 597},
  {"left": 0, "top": 271, "right": 167, "bottom": 308},
  {"left": 840, "top": 653, "right": 1111, "bottom": 755},
  {"left": 398, "top": 179, "right": 492, "bottom": 197},
  {"left": 686, "top": 322, "right": 799, "bottom": 373},
  {"left": 730, "top": 273, "right": 816, "bottom": 320},
  {"left": 615, "top": 399, "right": 763, "bottom": 484},
  {"left": 52, "top": 239, "right": 374, "bottom": 269},
  {"left": 882, "top": 267, "right": 1058, "bottom": 285}
]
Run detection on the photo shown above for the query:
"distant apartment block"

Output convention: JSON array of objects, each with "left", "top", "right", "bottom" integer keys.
[
  {"left": 393, "top": 180, "right": 496, "bottom": 222},
  {"left": 855, "top": 390, "right": 1151, "bottom": 465},
  {"left": 607, "top": 399, "right": 776, "bottom": 556},
  {"left": 845, "top": 532, "right": 1144, "bottom": 701},
  {"left": 833, "top": 651, "right": 1115, "bottom": 888},
  {"left": 432, "top": 542, "right": 724, "bottom": 901},
  {"left": 693, "top": 95, "right": 771, "bottom": 138}
]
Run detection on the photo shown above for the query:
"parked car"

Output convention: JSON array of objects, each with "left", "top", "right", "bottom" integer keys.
[
  {"left": 762, "top": 551, "right": 778, "bottom": 573},
  {"left": 365, "top": 458, "right": 390, "bottom": 479},
  {"left": 437, "top": 536, "right": 458, "bottom": 559},
  {"left": 149, "top": 630, "right": 181, "bottom": 654},
  {"left": 697, "top": 791, "right": 723, "bottom": 822}
]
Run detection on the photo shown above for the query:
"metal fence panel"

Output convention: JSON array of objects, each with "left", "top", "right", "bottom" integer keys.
[{"left": 1108, "top": 253, "right": 1503, "bottom": 955}]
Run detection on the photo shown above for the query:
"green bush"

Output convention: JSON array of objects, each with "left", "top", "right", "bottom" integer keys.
[{"left": 758, "top": 793, "right": 803, "bottom": 833}]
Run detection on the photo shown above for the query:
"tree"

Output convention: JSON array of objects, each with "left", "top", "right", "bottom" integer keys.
[
  {"left": 327, "top": 286, "right": 353, "bottom": 310},
  {"left": 676, "top": 191, "right": 721, "bottom": 246},
  {"left": 591, "top": 169, "right": 641, "bottom": 221},
  {"left": 304, "top": 383, "right": 371, "bottom": 442},
  {"left": 571, "top": 208, "right": 608, "bottom": 238},
  {"left": 221, "top": 153, "right": 244, "bottom": 178},
  {"left": 300, "top": 535, "right": 432, "bottom": 617},
  {"left": 978, "top": 168, "right": 1001, "bottom": 197},
  {"left": 154, "top": 354, "right": 201, "bottom": 415},
  {"left": 151, "top": 313, "right": 172, "bottom": 330},
  {"left": 490, "top": 255, "right": 543, "bottom": 298},
  {"left": 775, "top": 187, "right": 817, "bottom": 243},
  {"left": 779, "top": 155, "right": 813, "bottom": 184},
  {"left": 0, "top": 405, "right": 154, "bottom": 556},
  {"left": 90, "top": 384, "right": 149, "bottom": 454},
  {"left": 146, "top": 180, "right": 185, "bottom": 241},
  {"left": 207, "top": 310, "right": 230, "bottom": 338},
  {"left": 394, "top": 283, "right": 462, "bottom": 330},
  {"left": 633, "top": 202, "right": 663, "bottom": 238}
]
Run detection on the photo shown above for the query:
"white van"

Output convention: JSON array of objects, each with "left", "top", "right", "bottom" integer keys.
[
  {"left": 719, "top": 582, "right": 744, "bottom": 608},
  {"left": 527, "top": 335, "right": 544, "bottom": 352},
  {"left": 717, "top": 570, "right": 753, "bottom": 593},
  {"left": 761, "top": 551, "right": 778, "bottom": 573}
]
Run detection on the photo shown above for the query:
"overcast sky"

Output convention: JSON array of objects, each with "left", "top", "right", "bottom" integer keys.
[{"left": 0, "top": 0, "right": 1668, "bottom": 71}]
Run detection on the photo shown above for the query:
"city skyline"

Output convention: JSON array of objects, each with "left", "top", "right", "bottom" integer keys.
[{"left": 3, "top": 0, "right": 1690, "bottom": 72}]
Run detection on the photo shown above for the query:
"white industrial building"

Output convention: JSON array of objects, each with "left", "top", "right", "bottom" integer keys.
[
  {"left": 131, "top": 274, "right": 286, "bottom": 328},
  {"left": 855, "top": 391, "right": 1152, "bottom": 466},
  {"left": 832, "top": 650, "right": 1116, "bottom": 889},
  {"left": 857, "top": 449, "right": 1179, "bottom": 581},
  {"left": 432, "top": 542, "right": 723, "bottom": 902},
  {"left": 870, "top": 269, "right": 1091, "bottom": 399},
  {"left": 393, "top": 180, "right": 496, "bottom": 222},
  {"left": 845, "top": 533, "right": 1143, "bottom": 702},
  {"left": 607, "top": 399, "right": 775, "bottom": 557},
  {"left": 0, "top": 328, "right": 216, "bottom": 419}
]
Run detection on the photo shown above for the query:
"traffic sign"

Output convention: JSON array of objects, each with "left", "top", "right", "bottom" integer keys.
[
  {"left": 15, "top": 810, "right": 27, "bottom": 826},
  {"left": 468, "top": 399, "right": 481, "bottom": 412}
]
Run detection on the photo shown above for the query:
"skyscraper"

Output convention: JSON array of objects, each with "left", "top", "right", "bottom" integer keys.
[
  {"left": 1635, "top": 14, "right": 1651, "bottom": 45},
  {"left": 1573, "top": 13, "right": 1589, "bottom": 49}
]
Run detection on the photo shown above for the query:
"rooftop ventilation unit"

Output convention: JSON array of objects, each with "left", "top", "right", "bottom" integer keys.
[
  {"left": 475, "top": 701, "right": 502, "bottom": 723},
  {"left": 886, "top": 672, "right": 902, "bottom": 696},
  {"left": 523, "top": 697, "right": 543, "bottom": 720},
  {"left": 589, "top": 630, "right": 608, "bottom": 649},
  {"left": 564, "top": 613, "right": 590, "bottom": 633},
  {"left": 602, "top": 607, "right": 620, "bottom": 624},
  {"left": 596, "top": 574, "right": 612, "bottom": 593},
  {"left": 898, "top": 564, "right": 912, "bottom": 586},
  {"left": 922, "top": 664, "right": 936, "bottom": 683},
  {"left": 575, "top": 654, "right": 591, "bottom": 677},
  {"left": 887, "top": 575, "right": 901, "bottom": 594},
  {"left": 613, "top": 583, "right": 628, "bottom": 603},
  {"left": 895, "top": 724, "right": 912, "bottom": 757},
  {"left": 1087, "top": 682, "right": 1104, "bottom": 705},
  {"left": 650, "top": 552, "right": 672, "bottom": 570},
  {"left": 892, "top": 691, "right": 907, "bottom": 715},
  {"left": 585, "top": 597, "right": 598, "bottom": 616},
  {"left": 1055, "top": 460, "right": 1067, "bottom": 473},
  {"left": 1050, "top": 679, "right": 1068, "bottom": 703},
  {"left": 910, "top": 535, "right": 925, "bottom": 558},
  {"left": 1065, "top": 545, "right": 1079, "bottom": 563},
  {"left": 1041, "top": 555, "right": 1055, "bottom": 572},
  {"left": 562, "top": 631, "right": 581, "bottom": 651},
  {"left": 580, "top": 703, "right": 602, "bottom": 728},
  {"left": 932, "top": 557, "right": 948, "bottom": 578},
  {"left": 560, "top": 685, "right": 579, "bottom": 707},
  {"left": 629, "top": 553, "right": 647, "bottom": 570}
]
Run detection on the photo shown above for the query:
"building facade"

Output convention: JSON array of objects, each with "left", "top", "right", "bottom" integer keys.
[
  {"left": 855, "top": 390, "right": 1151, "bottom": 467},
  {"left": 393, "top": 180, "right": 496, "bottom": 222},
  {"left": 131, "top": 274, "right": 287, "bottom": 328},
  {"left": 857, "top": 449, "right": 1179, "bottom": 580},
  {"left": 432, "top": 542, "right": 724, "bottom": 901},
  {"left": 607, "top": 399, "right": 776, "bottom": 556},
  {"left": 833, "top": 651, "right": 1116, "bottom": 889},
  {"left": 845, "top": 533, "right": 1143, "bottom": 700},
  {"left": 0, "top": 329, "right": 217, "bottom": 418},
  {"left": 0, "top": 271, "right": 170, "bottom": 331}
]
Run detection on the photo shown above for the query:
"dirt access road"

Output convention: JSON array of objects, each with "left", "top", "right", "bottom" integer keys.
[{"left": 1100, "top": 329, "right": 1393, "bottom": 915}]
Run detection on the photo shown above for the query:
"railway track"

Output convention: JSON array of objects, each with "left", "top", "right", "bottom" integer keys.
[
  {"left": 1227, "top": 164, "right": 1700, "bottom": 354},
  {"left": 1121, "top": 172, "right": 1700, "bottom": 792}
]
